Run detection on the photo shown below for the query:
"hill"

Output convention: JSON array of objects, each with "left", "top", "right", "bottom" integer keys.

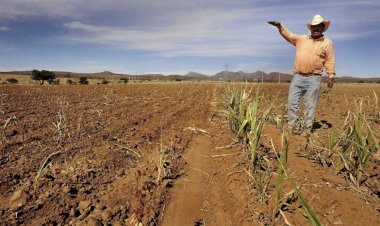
[{"left": 1, "top": 70, "right": 379, "bottom": 83}]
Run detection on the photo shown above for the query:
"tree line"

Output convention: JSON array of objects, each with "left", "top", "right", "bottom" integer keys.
[{"left": 30, "top": 70, "right": 129, "bottom": 85}]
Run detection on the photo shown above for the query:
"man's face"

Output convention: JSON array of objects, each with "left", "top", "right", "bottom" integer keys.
[{"left": 310, "top": 23, "right": 325, "bottom": 39}]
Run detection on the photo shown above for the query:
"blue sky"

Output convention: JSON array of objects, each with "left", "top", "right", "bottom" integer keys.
[{"left": 0, "top": 0, "right": 379, "bottom": 77}]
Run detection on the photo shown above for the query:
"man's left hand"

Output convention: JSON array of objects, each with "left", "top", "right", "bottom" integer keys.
[{"left": 327, "top": 77, "right": 334, "bottom": 89}]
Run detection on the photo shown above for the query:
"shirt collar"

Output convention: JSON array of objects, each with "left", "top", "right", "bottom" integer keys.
[{"left": 308, "top": 35, "right": 325, "bottom": 41}]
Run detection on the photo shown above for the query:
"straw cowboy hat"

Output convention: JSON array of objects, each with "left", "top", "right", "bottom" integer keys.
[{"left": 307, "top": 15, "right": 330, "bottom": 32}]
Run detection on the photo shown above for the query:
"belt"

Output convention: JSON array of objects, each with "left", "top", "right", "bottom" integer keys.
[{"left": 296, "top": 72, "right": 322, "bottom": 77}]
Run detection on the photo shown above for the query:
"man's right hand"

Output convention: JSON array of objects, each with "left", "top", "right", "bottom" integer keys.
[
  {"left": 327, "top": 77, "right": 334, "bottom": 89},
  {"left": 267, "top": 21, "right": 281, "bottom": 28}
]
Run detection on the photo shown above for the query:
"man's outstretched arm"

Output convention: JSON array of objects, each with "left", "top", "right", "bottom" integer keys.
[{"left": 267, "top": 21, "right": 299, "bottom": 46}]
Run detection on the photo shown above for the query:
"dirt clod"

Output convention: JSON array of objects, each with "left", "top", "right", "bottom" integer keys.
[
  {"left": 69, "top": 207, "right": 76, "bottom": 217},
  {"left": 9, "top": 187, "right": 27, "bottom": 208},
  {"left": 322, "top": 174, "right": 347, "bottom": 185},
  {"left": 100, "top": 209, "right": 112, "bottom": 221},
  {"left": 78, "top": 200, "right": 92, "bottom": 214},
  {"left": 95, "top": 202, "right": 106, "bottom": 210}
]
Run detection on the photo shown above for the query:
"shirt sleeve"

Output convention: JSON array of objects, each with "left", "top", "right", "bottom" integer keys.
[
  {"left": 324, "top": 41, "right": 336, "bottom": 78},
  {"left": 278, "top": 24, "right": 300, "bottom": 46}
]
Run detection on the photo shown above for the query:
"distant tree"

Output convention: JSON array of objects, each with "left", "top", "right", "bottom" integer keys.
[
  {"left": 79, "top": 77, "right": 89, "bottom": 85},
  {"left": 31, "top": 70, "right": 56, "bottom": 85},
  {"left": 119, "top": 78, "right": 129, "bottom": 84},
  {"left": 6, "top": 78, "right": 19, "bottom": 84},
  {"left": 48, "top": 78, "right": 60, "bottom": 85},
  {"left": 66, "top": 79, "right": 74, "bottom": 85},
  {"left": 101, "top": 79, "right": 110, "bottom": 85}
]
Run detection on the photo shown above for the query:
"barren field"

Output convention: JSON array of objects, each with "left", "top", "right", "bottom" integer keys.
[{"left": 0, "top": 82, "right": 379, "bottom": 226}]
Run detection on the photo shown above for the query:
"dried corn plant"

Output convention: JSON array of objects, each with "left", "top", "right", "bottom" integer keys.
[
  {"left": 33, "top": 151, "right": 61, "bottom": 194},
  {"left": 275, "top": 131, "right": 289, "bottom": 211},
  {"left": 155, "top": 130, "right": 177, "bottom": 185},
  {"left": 219, "top": 84, "right": 322, "bottom": 225},
  {"left": 219, "top": 85, "right": 274, "bottom": 174},
  {"left": 221, "top": 84, "right": 280, "bottom": 221},
  {"left": 238, "top": 95, "right": 273, "bottom": 173},
  {"left": 349, "top": 99, "right": 377, "bottom": 187},
  {"left": 218, "top": 83, "right": 253, "bottom": 135},
  {"left": 52, "top": 98, "right": 71, "bottom": 143},
  {"left": 268, "top": 101, "right": 287, "bottom": 130},
  {"left": 156, "top": 134, "right": 166, "bottom": 184},
  {"left": 372, "top": 91, "right": 379, "bottom": 124},
  {"left": 305, "top": 98, "right": 379, "bottom": 188},
  {"left": 2, "top": 115, "right": 16, "bottom": 142},
  {"left": 271, "top": 134, "right": 321, "bottom": 226}
]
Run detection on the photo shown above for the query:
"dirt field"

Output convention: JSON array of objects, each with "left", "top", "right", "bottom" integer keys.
[{"left": 0, "top": 82, "right": 379, "bottom": 225}]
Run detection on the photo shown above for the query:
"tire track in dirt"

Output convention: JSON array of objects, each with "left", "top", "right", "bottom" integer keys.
[
  {"left": 162, "top": 133, "right": 214, "bottom": 225},
  {"left": 162, "top": 88, "right": 251, "bottom": 226}
]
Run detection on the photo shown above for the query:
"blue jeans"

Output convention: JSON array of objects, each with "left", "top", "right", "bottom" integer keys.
[{"left": 288, "top": 74, "right": 322, "bottom": 128}]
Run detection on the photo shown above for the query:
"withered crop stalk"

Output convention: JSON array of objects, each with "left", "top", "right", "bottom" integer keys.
[{"left": 3, "top": 115, "right": 16, "bottom": 142}]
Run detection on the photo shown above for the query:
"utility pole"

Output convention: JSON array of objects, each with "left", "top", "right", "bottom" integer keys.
[
  {"left": 261, "top": 71, "right": 263, "bottom": 84},
  {"left": 278, "top": 73, "right": 280, "bottom": 83}
]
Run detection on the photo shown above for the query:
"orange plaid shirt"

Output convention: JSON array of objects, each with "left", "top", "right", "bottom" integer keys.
[{"left": 279, "top": 24, "right": 336, "bottom": 78}]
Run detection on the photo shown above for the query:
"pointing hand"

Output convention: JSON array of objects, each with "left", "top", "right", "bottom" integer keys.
[{"left": 267, "top": 21, "right": 281, "bottom": 27}]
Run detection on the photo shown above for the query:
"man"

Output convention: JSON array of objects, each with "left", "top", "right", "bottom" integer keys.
[{"left": 268, "top": 15, "right": 335, "bottom": 134}]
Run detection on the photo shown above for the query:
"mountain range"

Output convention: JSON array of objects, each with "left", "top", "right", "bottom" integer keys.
[{"left": 1, "top": 70, "right": 380, "bottom": 83}]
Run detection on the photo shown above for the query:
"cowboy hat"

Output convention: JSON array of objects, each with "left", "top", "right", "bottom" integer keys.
[{"left": 307, "top": 15, "right": 330, "bottom": 32}]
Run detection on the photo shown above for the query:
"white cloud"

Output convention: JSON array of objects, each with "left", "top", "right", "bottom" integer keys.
[
  {"left": 0, "top": 0, "right": 250, "bottom": 21},
  {"left": 62, "top": 4, "right": 293, "bottom": 58},
  {"left": 56, "top": 0, "right": 379, "bottom": 57},
  {"left": 329, "top": 29, "right": 380, "bottom": 41},
  {"left": 0, "top": 0, "right": 87, "bottom": 20},
  {"left": 64, "top": 19, "right": 288, "bottom": 57},
  {"left": 0, "top": 26, "right": 9, "bottom": 31}
]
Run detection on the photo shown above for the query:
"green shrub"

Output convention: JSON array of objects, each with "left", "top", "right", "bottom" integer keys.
[
  {"left": 6, "top": 78, "right": 18, "bottom": 84},
  {"left": 48, "top": 78, "right": 60, "bottom": 85},
  {"left": 101, "top": 79, "right": 110, "bottom": 85},
  {"left": 66, "top": 79, "right": 75, "bottom": 85},
  {"left": 119, "top": 78, "right": 129, "bottom": 84},
  {"left": 31, "top": 69, "right": 56, "bottom": 85},
  {"left": 79, "top": 77, "right": 89, "bottom": 85}
]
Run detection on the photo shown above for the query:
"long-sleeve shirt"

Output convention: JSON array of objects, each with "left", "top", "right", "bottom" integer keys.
[{"left": 279, "top": 24, "right": 336, "bottom": 78}]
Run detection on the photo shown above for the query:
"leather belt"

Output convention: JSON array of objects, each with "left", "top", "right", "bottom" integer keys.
[{"left": 296, "top": 72, "right": 322, "bottom": 77}]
